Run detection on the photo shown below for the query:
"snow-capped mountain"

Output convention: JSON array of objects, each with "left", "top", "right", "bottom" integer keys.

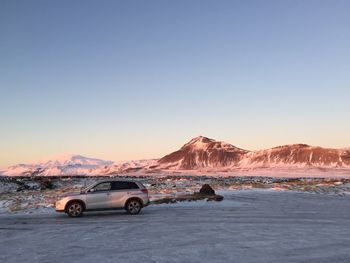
[
  {"left": 35, "top": 154, "right": 113, "bottom": 167},
  {"left": 87, "top": 159, "right": 158, "bottom": 176},
  {"left": 1, "top": 154, "right": 114, "bottom": 176},
  {"left": 1, "top": 136, "right": 349, "bottom": 176},
  {"left": 0, "top": 153, "right": 158, "bottom": 177},
  {"left": 239, "top": 144, "right": 350, "bottom": 169},
  {"left": 156, "top": 137, "right": 350, "bottom": 170},
  {"left": 157, "top": 136, "right": 248, "bottom": 169}
]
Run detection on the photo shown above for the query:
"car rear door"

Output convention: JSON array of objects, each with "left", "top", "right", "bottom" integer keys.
[
  {"left": 86, "top": 182, "right": 111, "bottom": 210},
  {"left": 108, "top": 181, "right": 139, "bottom": 208}
]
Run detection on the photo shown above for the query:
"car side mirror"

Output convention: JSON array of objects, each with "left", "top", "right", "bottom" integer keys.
[{"left": 89, "top": 188, "right": 95, "bottom": 193}]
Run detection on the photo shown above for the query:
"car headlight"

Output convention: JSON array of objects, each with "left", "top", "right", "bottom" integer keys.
[{"left": 56, "top": 199, "right": 65, "bottom": 206}]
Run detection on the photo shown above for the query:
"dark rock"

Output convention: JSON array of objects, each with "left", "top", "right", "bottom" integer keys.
[
  {"left": 199, "top": 184, "right": 215, "bottom": 195},
  {"left": 152, "top": 198, "right": 177, "bottom": 204},
  {"left": 40, "top": 179, "right": 54, "bottom": 190},
  {"left": 14, "top": 179, "right": 30, "bottom": 191},
  {"left": 207, "top": 195, "right": 224, "bottom": 202}
]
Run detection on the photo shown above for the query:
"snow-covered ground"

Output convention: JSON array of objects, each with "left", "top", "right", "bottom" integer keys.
[
  {"left": 1, "top": 190, "right": 350, "bottom": 263},
  {"left": 2, "top": 175, "right": 350, "bottom": 214}
]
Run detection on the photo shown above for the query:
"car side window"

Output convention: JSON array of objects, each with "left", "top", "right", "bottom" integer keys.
[
  {"left": 112, "top": 182, "right": 139, "bottom": 190},
  {"left": 92, "top": 182, "right": 111, "bottom": 192}
]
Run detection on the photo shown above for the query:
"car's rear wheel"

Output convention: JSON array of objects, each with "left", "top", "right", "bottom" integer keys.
[
  {"left": 126, "top": 199, "right": 142, "bottom": 215},
  {"left": 66, "top": 202, "right": 84, "bottom": 217}
]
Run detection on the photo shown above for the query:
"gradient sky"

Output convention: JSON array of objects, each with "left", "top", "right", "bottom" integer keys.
[{"left": 1, "top": 0, "right": 350, "bottom": 168}]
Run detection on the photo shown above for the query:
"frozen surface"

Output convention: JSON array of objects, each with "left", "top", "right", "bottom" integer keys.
[{"left": 1, "top": 190, "right": 350, "bottom": 263}]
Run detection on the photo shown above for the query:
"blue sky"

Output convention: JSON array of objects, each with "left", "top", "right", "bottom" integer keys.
[{"left": 1, "top": 0, "right": 349, "bottom": 167}]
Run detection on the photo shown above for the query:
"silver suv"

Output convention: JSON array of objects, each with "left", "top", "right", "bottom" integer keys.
[{"left": 55, "top": 180, "right": 150, "bottom": 217}]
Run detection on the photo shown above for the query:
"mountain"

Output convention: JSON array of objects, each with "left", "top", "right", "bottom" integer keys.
[
  {"left": 36, "top": 154, "right": 113, "bottom": 167},
  {"left": 1, "top": 136, "right": 350, "bottom": 176},
  {"left": 240, "top": 144, "right": 350, "bottom": 169},
  {"left": 157, "top": 136, "right": 248, "bottom": 169},
  {"left": 1, "top": 154, "right": 113, "bottom": 176},
  {"left": 156, "top": 137, "right": 350, "bottom": 170},
  {"left": 0, "top": 154, "right": 158, "bottom": 176}
]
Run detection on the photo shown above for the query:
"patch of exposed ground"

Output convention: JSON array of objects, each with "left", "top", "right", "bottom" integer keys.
[{"left": 1, "top": 175, "right": 350, "bottom": 213}]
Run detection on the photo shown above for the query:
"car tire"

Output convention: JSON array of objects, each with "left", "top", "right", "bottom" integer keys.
[
  {"left": 66, "top": 201, "right": 84, "bottom": 217},
  {"left": 126, "top": 199, "right": 142, "bottom": 215}
]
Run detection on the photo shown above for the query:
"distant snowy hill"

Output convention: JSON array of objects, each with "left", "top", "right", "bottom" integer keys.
[
  {"left": 239, "top": 144, "right": 350, "bottom": 169},
  {"left": 155, "top": 136, "right": 350, "bottom": 170},
  {"left": 0, "top": 154, "right": 114, "bottom": 176},
  {"left": 0, "top": 154, "right": 158, "bottom": 176},
  {"left": 35, "top": 154, "right": 113, "bottom": 167},
  {"left": 1, "top": 137, "right": 350, "bottom": 176}
]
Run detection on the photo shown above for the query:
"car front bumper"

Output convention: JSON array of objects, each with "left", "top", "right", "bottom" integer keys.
[{"left": 55, "top": 200, "right": 66, "bottom": 212}]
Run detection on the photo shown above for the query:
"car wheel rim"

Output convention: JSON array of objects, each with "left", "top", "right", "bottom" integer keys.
[
  {"left": 69, "top": 204, "right": 82, "bottom": 216},
  {"left": 128, "top": 201, "right": 140, "bottom": 213}
]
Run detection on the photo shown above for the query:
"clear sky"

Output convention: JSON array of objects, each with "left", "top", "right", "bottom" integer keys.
[{"left": 1, "top": 0, "right": 350, "bottom": 168}]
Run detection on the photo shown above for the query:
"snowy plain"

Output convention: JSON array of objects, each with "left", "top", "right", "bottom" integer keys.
[{"left": 1, "top": 190, "right": 350, "bottom": 263}]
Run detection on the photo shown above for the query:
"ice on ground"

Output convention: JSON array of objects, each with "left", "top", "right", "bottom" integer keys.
[{"left": 1, "top": 190, "right": 350, "bottom": 263}]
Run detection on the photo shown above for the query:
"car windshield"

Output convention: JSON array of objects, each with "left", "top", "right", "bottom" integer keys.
[{"left": 81, "top": 182, "right": 97, "bottom": 193}]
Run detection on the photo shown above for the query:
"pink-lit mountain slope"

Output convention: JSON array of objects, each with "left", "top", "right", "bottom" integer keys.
[
  {"left": 155, "top": 136, "right": 350, "bottom": 170},
  {"left": 157, "top": 136, "right": 248, "bottom": 169},
  {"left": 1, "top": 137, "right": 350, "bottom": 176}
]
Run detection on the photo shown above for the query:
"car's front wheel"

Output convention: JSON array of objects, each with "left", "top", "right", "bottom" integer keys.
[
  {"left": 126, "top": 199, "right": 142, "bottom": 215},
  {"left": 66, "top": 202, "right": 84, "bottom": 217}
]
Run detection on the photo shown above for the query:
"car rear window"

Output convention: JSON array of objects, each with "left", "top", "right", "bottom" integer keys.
[{"left": 111, "top": 181, "right": 139, "bottom": 190}]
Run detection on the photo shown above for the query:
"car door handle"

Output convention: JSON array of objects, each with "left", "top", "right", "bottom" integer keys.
[{"left": 106, "top": 193, "right": 111, "bottom": 196}]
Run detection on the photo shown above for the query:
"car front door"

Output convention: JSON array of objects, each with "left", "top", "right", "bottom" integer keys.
[{"left": 86, "top": 182, "right": 111, "bottom": 210}]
